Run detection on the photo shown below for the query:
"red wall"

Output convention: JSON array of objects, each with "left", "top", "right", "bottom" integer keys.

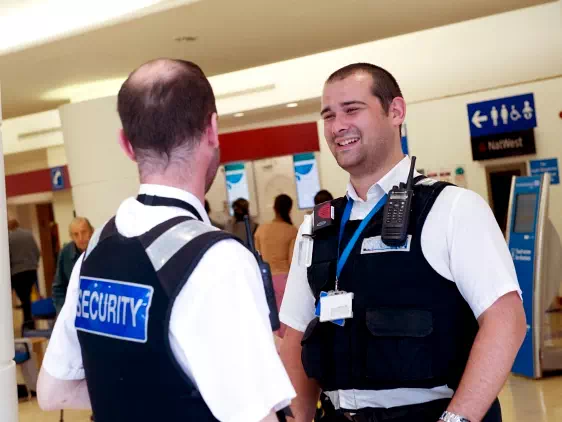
[
  {"left": 5, "top": 122, "right": 319, "bottom": 197},
  {"left": 5, "top": 166, "right": 71, "bottom": 198},
  {"left": 219, "top": 122, "right": 320, "bottom": 163}
]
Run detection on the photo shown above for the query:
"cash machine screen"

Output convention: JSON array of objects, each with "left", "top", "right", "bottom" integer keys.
[{"left": 513, "top": 193, "right": 537, "bottom": 233}]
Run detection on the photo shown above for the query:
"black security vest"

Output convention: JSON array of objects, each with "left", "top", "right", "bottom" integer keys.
[
  {"left": 76, "top": 213, "right": 236, "bottom": 422},
  {"left": 302, "top": 179, "right": 479, "bottom": 393}
]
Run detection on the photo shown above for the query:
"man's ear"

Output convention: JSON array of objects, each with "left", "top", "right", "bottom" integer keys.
[
  {"left": 206, "top": 113, "right": 219, "bottom": 149},
  {"left": 389, "top": 97, "right": 406, "bottom": 126},
  {"left": 118, "top": 129, "right": 137, "bottom": 162}
]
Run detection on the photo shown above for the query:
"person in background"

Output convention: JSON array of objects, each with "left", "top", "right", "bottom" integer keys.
[
  {"left": 8, "top": 218, "right": 41, "bottom": 330},
  {"left": 225, "top": 197, "right": 258, "bottom": 247},
  {"left": 52, "top": 217, "right": 94, "bottom": 314},
  {"left": 254, "top": 194, "right": 298, "bottom": 338},
  {"left": 314, "top": 190, "right": 334, "bottom": 206},
  {"left": 205, "top": 199, "right": 225, "bottom": 230}
]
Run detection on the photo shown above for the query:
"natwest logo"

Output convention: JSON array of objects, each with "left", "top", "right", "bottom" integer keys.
[
  {"left": 471, "top": 128, "right": 535, "bottom": 161},
  {"left": 487, "top": 137, "right": 524, "bottom": 151}
]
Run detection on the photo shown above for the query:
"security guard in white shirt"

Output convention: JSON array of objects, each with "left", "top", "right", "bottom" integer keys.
[
  {"left": 278, "top": 63, "right": 527, "bottom": 422},
  {"left": 37, "top": 59, "right": 295, "bottom": 422}
]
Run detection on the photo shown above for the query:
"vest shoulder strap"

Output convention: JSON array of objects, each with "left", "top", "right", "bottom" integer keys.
[
  {"left": 83, "top": 217, "right": 116, "bottom": 260},
  {"left": 412, "top": 177, "right": 454, "bottom": 226},
  {"left": 157, "top": 230, "right": 242, "bottom": 299},
  {"left": 132, "top": 218, "right": 243, "bottom": 298}
]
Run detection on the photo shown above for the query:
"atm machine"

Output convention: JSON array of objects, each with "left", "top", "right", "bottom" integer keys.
[
  {"left": 0, "top": 85, "right": 18, "bottom": 420},
  {"left": 508, "top": 173, "right": 562, "bottom": 378}
]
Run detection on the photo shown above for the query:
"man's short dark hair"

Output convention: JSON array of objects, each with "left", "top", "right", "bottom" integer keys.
[
  {"left": 232, "top": 198, "right": 250, "bottom": 215},
  {"left": 326, "top": 63, "right": 403, "bottom": 114},
  {"left": 314, "top": 190, "right": 334, "bottom": 205},
  {"left": 117, "top": 59, "right": 217, "bottom": 162}
]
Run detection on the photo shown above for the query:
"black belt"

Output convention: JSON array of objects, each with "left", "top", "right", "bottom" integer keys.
[
  {"left": 136, "top": 194, "right": 203, "bottom": 222},
  {"left": 345, "top": 398, "right": 502, "bottom": 422}
]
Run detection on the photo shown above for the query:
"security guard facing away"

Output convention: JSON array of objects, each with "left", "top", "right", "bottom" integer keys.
[
  {"left": 279, "top": 63, "right": 527, "bottom": 422},
  {"left": 37, "top": 59, "right": 295, "bottom": 422}
]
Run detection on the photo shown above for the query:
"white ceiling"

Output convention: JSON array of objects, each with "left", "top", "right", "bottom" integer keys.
[{"left": 0, "top": 0, "right": 551, "bottom": 119}]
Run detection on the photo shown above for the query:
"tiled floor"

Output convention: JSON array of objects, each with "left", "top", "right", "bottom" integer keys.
[{"left": 15, "top": 373, "right": 562, "bottom": 421}]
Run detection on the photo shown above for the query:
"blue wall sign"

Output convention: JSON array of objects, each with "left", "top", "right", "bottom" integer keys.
[
  {"left": 509, "top": 176, "right": 541, "bottom": 377},
  {"left": 50, "top": 166, "right": 65, "bottom": 191},
  {"left": 530, "top": 158, "right": 559, "bottom": 185},
  {"left": 467, "top": 93, "right": 537, "bottom": 138}
]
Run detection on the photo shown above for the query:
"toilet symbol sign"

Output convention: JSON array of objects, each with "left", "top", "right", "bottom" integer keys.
[{"left": 467, "top": 93, "right": 537, "bottom": 137}]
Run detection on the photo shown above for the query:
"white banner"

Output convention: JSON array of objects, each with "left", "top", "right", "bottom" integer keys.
[{"left": 293, "top": 153, "right": 321, "bottom": 209}]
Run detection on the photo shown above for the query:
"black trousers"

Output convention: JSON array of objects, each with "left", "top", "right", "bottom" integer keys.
[
  {"left": 348, "top": 398, "right": 502, "bottom": 422},
  {"left": 11, "top": 270, "right": 37, "bottom": 329}
]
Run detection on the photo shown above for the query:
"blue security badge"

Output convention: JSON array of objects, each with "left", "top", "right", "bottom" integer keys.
[{"left": 75, "top": 277, "right": 154, "bottom": 343}]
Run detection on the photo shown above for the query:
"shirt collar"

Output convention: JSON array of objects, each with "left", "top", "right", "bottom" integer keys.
[
  {"left": 138, "top": 184, "right": 211, "bottom": 225},
  {"left": 346, "top": 156, "right": 418, "bottom": 203}
]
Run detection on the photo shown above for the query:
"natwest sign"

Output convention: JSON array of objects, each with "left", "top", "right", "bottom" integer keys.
[{"left": 471, "top": 129, "right": 536, "bottom": 161}]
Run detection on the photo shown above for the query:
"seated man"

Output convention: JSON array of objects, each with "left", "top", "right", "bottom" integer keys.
[{"left": 52, "top": 217, "right": 94, "bottom": 314}]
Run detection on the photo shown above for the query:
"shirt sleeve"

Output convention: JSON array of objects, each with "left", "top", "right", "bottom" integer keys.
[
  {"left": 42, "top": 254, "right": 86, "bottom": 380},
  {"left": 447, "top": 189, "right": 522, "bottom": 319},
  {"left": 279, "top": 222, "right": 317, "bottom": 332},
  {"left": 169, "top": 240, "right": 295, "bottom": 422}
]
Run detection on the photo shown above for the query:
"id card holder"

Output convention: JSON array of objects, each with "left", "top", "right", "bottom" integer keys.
[
  {"left": 315, "top": 292, "right": 345, "bottom": 326},
  {"left": 320, "top": 291, "right": 354, "bottom": 323},
  {"left": 316, "top": 291, "right": 351, "bottom": 326}
]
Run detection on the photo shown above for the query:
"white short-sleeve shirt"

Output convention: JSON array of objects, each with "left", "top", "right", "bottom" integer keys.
[
  {"left": 280, "top": 156, "right": 521, "bottom": 410},
  {"left": 43, "top": 184, "right": 295, "bottom": 422}
]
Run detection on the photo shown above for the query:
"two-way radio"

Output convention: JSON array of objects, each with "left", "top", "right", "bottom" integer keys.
[
  {"left": 381, "top": 156, "right": 417, "bottom": 246},
  {"left": 244, "top": 215, "right": 281, "bottom": 332}
]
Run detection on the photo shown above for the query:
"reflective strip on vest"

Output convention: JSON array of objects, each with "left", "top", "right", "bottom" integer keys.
[{"left": 145, "top": 220, "right": 216, "bottom": 272}]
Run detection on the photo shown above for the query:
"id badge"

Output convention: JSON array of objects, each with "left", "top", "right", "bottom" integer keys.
[
  {"left": 315, "top": 292, "right": 346, "bottom": 326},
  {"left": 320, "top": 291, "right": 353, "bottom": 323}
]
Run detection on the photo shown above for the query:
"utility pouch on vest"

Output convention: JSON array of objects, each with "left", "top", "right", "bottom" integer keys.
[
  {"left": 363, "top": 308, "right": 436, "bottom": 382},
  {"left": 301, "top": 317, "right": 336, "bottom": 385}
]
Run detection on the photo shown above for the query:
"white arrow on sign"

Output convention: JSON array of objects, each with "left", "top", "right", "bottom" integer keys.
[{"left": 471, "top": 110, "right": 488, "bottom": 128}]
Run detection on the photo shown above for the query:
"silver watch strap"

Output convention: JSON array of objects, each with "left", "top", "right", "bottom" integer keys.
[{"left": 440, "top": 410, "right": 470, "bottom": 422}]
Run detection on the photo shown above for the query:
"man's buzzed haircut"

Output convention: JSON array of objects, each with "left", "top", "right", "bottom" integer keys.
[
  {"left": 117, "top": 59, "right": 217, "bottom": 162},
  {"left": 326, "top": 63, "right": 403, "bottom": 114}
]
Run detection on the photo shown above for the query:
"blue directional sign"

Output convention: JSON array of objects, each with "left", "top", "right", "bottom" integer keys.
[
  {"left": 50, "top": 166, "right": 65, "bottom": 191},
  {"left": 530, "top": 158, "right": 559, "bottom": 185},
  {"left": 467, "top": 93, "right": 537, "bottom": 138}
]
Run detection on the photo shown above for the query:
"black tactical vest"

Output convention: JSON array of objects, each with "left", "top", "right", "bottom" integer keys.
[
  {"left": 301, "top": 179, "right": 479, "bottom": 393},
  {"left": 75, "top": 214, "right": 236, "bottom": 422}
]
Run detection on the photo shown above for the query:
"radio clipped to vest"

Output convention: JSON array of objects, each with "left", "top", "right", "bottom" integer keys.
[
  {"left": 381, "top": 156, "right": 417, "bottom": 246},
  {"left": 244, "top": 216, "right": 281, "bottom": 332}
]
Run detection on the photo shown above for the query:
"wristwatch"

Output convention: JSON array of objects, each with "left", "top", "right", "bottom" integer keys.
[{"left": 439, "top": 411, "right": 470, "bottom": 422}]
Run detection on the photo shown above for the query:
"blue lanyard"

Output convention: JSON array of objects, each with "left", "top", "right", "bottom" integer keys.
[{"left": 336, "top": 195, "right": 387, "bottom": 287}]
